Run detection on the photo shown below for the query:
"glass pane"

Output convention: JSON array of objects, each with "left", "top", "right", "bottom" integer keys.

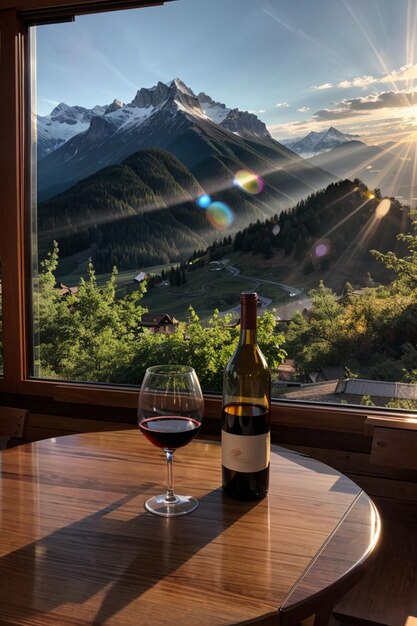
[{"left": 30, "top": 0, "right": 417, "bottom": 409}]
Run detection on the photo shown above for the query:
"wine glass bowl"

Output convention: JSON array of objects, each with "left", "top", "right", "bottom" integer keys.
[{"left": 138, "top": 365, "right": 204, "bottom": 517}]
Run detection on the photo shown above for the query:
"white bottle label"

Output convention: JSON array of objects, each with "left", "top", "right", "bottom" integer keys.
[{"left": 222, "top": 431, "right": 270, "bottom": 473}]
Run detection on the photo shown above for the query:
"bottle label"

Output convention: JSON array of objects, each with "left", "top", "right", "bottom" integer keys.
[{"left": 221, "top": 431, "right": 270, "bottom": 472}]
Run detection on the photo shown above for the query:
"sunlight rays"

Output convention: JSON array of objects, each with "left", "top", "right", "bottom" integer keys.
[
  {"left": 335, "top": 206, "right": 389, "bottom": 272},
  {"left": 385, "top": 140, "right": 414, "bottom": 196},
  {"left": 333, "top": 128, "right": 417, "bottom": 202},
  {"left": 316, "top": 196, "right": 374, "bottom": 245},
  {"left": 406, "top": 0, "right": 417, "bottom": 92},
  {"left": 342, "top": 0, "right": 411, "bottom": 107}
]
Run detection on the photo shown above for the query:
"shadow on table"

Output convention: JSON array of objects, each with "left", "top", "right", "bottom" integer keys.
[{"left": 0, "top": 484, "right": 258, "bottom": 623}]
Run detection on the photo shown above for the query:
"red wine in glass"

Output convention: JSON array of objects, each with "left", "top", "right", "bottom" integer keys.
[
  {"left": 138, "top": 365, "right": 204, "bottom": 517},
  {"left": 139, "top": 416, "right": 202, "bottom": 449}
]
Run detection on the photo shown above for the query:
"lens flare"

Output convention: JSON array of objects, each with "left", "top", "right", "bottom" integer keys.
[
  {"left": 197, "top": 194, "right": 212, "bottom": 209},
  {"left": 272, "top": 224, "right": 280, "bottom": 236},
  {"left": 206, "top": 201, "right": 234, "bottom": 230},
  {"left": 233, "top": 170, "right": 264, "bottom": 195},
  {"left": 314, "top": 239, "right": 331, "bottom": 258},
  {"left": 375, "top": 198, "right": 391, "bottom": 218}
]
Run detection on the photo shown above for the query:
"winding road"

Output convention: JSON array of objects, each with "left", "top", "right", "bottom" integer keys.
[
  {"left": 181, "top": 261, "right": 311, "bottom": 319},
  {"left": 221, "top": 264, "right": 311, "bottom": 319}
]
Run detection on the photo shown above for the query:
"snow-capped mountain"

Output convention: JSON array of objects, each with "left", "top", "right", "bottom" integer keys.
[
  {"left": 36, "top": 78, "right": 275, "bottom": 196},
  {"left": 282, "top": 127, "right": 360, "bottom": 157},
  {"left": 197, "top": 92, "right": 270, "bottom": 139},
  {"left": 36, "top": 102, "right": 109, "bottom": 160},
  {"left": 36, "top": 79, "right": 270, "bottom": 164},
  {"left": 37, "top": 77, "right": 333, "bottom": 201}
]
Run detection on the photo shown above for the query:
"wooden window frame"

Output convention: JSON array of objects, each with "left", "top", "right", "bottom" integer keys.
[{"left": 0, "top": 0, "right": 408, "bottom": 429}]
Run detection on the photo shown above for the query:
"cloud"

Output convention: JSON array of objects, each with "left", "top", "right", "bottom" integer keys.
[
  {"left": 315, "top": 63, "right": 417, "bottom": 93},
  {"left": 337, "top": 80, "right": 351, "bottom": 89},
  {"left": 297, "top": 106, "right": 310, "bottom": 112},
  {"left": 312, "top": 108, "right": 361, "bottom": 121},
  {"left": 337, "top": 75, "right": 375, "bottom": 89},
  {"left": 310, "top": 90, "right": 417, "bottom": 123},
  {"left": 311, "top": 82, "right": 333, "bottom": 91},
  {"left": 268, "top": 110, "right": 417, "bottom": 147},
  {"left": 380, "top": 63, "right": 417, "bottom": 84},
  {"left": 275, "top": 102, "right": 290, "bottom": 108},
  {"left": 345, "top": 90, "right": 417, "bottom": 110}
]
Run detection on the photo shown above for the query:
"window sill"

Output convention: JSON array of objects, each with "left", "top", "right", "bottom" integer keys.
[{"left": 0, "top": 375, "right": 403, "bottom": 435}]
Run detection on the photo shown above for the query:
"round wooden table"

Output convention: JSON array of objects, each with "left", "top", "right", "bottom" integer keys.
[{"left": 0, "top": 430, "right": 380, "bottom": 625}]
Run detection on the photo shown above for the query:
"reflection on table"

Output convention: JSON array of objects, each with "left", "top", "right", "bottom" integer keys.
[{"left": 0, "top": 430, "right": 380, "bottom": 625}]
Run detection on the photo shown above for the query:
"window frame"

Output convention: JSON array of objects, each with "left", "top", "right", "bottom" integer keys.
[{"left": 0, "top": 0, "right": 410, "bottom": 428}]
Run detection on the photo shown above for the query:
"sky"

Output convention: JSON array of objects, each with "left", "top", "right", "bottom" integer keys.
[{"left": 35, "top": 0, "right": 417, "bottom": 145}]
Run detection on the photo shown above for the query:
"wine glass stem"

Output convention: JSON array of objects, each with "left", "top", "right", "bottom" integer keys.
[{"left": 164, "top": 449, "right": 177, "bottom": 503}]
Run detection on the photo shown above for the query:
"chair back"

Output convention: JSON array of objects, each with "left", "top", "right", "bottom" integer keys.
[{"left": 0, "top": 407, "right": 28, "bottom": 450}]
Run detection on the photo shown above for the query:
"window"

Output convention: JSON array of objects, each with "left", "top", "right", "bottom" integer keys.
[
  {"left": 2, "top": 0, "right": 417, "bottom": 418},
  {"left": 0, "top": 259, "right": 3, "bottom": 375}
]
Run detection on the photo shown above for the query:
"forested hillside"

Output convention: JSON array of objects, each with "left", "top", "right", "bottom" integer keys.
[
  {"left": 187, "top": 179, "right": 409, "bottom": 289},
  {"left": 38, "top": 149, "right": 209, "bottom": 269},
  {"left": 38, "top": 148, "right": 279, "bottom": 271}
]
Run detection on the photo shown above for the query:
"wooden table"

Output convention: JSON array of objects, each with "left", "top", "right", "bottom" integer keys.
[{"left": 0, "top": 430, "right": 380, "bottom": 626}]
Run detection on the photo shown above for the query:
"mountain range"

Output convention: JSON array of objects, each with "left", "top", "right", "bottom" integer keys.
[
  {"left": 281, "top": 127, "right": 360, "bottom": 157},
  {"left": 37, "top": 81, "right": 270, "bottom": 162},
  {"left": 36, "top": 78, "right": 333, "bottom": 203}
]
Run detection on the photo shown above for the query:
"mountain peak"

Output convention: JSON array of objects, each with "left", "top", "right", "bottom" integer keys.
[
  {"left": 167, "top": 78, "right": 195, "bottom": 96},
  {"left": 325, "top": 126, "right": 351, "bottom": 138},
  {"left": 50, "top": 102, "right": 95, "bottom": 125},
  {"left": 51, "top": 102, "right": 70, "bottom": 115},
  {"left": 130, "top": 78, "right": 198, "bottom": 110},
  {"left": 105, "top": 99, "right": 124, "bottom": 114},
  {"left": 285, "top": 126, "right": 361, "bottom": 156}
]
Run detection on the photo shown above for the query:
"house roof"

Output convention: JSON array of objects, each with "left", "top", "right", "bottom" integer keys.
[
  {"left": 277, "top": 376, "right": 417, "bottom": 406},
  {"left": 337, "top": 378, "right": 417, "bottom": 400},
  {"left": 140, "top": 313, "right": 179, "bottom": 327},
  {"left": 56, "top": 282, "right": 78, "bottom": 297},
  {"left": 278, "top": 380, "right": 338, "bottom": 402}
]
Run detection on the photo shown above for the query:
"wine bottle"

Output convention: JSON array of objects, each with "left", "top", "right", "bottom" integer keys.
[{"left": 222, "top": 292, "right": 271, "bottom": 501}]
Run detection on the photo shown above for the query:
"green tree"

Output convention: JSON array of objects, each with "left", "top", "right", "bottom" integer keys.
[
  {"left": 34, "top": 245, "right": 286, "bottom": 391},
  {"left": 360, "top": 395, "right": 375, "bottom": 406},
  {"left": 35, "top": 246, "right": 147, "bottom": 382},
  {"left": 371, "top": 208, "right": 417, "bottom": 292},
  {"left": 285, "top": 281, "right": 346, "bottom": 374},
  {"left": 128, "top": 308, "right": 286, "bottom": 391}
]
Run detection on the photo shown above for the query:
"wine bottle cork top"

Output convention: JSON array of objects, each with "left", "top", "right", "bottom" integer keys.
[
  {"left": 240, "top": 292, "right": 257, "bottom": 329},
  {"left": 240, "top": 292, "right": 258, "bottom": 302}
]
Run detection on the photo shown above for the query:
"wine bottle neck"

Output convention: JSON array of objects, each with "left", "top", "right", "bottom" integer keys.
[
  {"left": 238, "top": 329, "right": 257, "bottom": 345},
  {"left": 240, "top": 297, "right": 257, "bottom": 331}
]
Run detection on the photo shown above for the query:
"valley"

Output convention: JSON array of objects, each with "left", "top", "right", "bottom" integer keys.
[{"left": 36, "top": 78, "right": 411, "bottom": 325}]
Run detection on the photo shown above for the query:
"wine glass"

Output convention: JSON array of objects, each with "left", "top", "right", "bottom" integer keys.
[{"left": 138, "top": 365, "right": 204, "bottom": 517}]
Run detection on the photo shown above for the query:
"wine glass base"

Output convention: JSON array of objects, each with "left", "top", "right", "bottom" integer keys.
[{"left": 144, "top": 494, "right": 198, "bottom": 517}]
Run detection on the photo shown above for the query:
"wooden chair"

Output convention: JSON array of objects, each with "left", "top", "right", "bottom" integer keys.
[{"left": 0, "top": 406, "right": 28, "bottom": 450}]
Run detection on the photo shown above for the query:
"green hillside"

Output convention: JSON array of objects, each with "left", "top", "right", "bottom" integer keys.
[
  {"left": 50, "top": 176, "right": 410, "bottom": 324},
  {"left": 38, "top": 147, "right": 291, "bottom": 272}
]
